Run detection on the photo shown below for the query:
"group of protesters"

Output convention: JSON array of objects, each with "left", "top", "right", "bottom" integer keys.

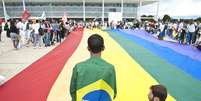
[
  {"left": 0, "top": 19, "right": 78, "bottom": 49},
  {"left": 1, "top": 17, "right": 201, "bottom": 51},
  {"left": 76, "top": 19, "right": 201, "bottom": 51},
  {"left": 144, "top": 20, "right": 201, "bottom": 47},
  {"left": 107, "top": 19, "right": 201, "bottom": 50}
]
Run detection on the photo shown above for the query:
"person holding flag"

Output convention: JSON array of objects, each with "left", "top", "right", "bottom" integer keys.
[
  {"left": 70, "top": 34, "right": 117, "bottom": 101},
  {"left": 18, "top": 0, "right": 30, "bottom": 47},
  {"left": 62, "top": 12, "right": 67, "bottom": 24}
]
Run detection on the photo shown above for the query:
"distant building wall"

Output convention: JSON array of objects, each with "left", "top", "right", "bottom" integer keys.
[{"left": 0, "top": 2, "right": 137, "bottom": 19}]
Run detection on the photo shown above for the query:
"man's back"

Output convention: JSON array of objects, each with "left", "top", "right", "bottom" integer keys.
[
  {"left": 76, "top": 56, "right": 115, "bottom": 89},
  {"left": 70, "top": 34, "right": 117, "bottom": 101},
  {"left": 70, "top": 56, "right": 116, "bottom": 101}
]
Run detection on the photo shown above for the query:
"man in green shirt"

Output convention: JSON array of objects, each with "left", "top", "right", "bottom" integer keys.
[{"left": 70, "top": 34, "right": 117, "bottom": 101}]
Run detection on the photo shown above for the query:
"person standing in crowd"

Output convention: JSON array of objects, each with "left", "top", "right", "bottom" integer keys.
[
  {"left": 25, "top": 20, "right": 33, "bottom": 46},
  {"left": 38, "top": 20, "right": 44, "bottom": 48},
  {"left": 148, "top": 85, "right": 167, "bottom": 101},
  {"left": 178, "top": 21, "right": 184, "bottom": 44},
  {"left": 178, "top": 22, "right": 187, "bottom": 45},
  {"left": 59, "top": 21, "right": 66, "bottom": 40},
  {"left": 65, "top": 22, "right": 70, "bottom": 36},
  {"left": 10, "top": 20, "right": 19, "bottom": 49},
  {"left": 19, "top": 19, "right": 27, "bottom": 48},
  {"left": 32, "top": 20, "right": 41, "bottom": 48},
  {"left": 70, "top": 34, "right": 117, "bottom": 101},
  {"left": 4, "top": 22, "right": 10, "bottom": 38},
  {"left": 43, "top": 28, "right": 49, "bottom": 47},
  {"left": 186, "top": 22, "right": 191, "bottom": 45},
  {"left": 44, "top": 20, "right": 51, "bottom": 47},
  {"left": 172, "top": 22, "right": 178, "bottom": 39},
  {"left": 167, "top": 22, "right": 173, "bottom": 38},
  {"left": 54, "top": 20, "right": 60, "bottom": 43},
  {"left": 158, "top": 22, "right": 167, "bottom": 40},
  {"left": 187, "top": 21, "right": 196, "bottom": 45},
  {"left": 16, "top": 19, "right": 22, "bottom": 48}
]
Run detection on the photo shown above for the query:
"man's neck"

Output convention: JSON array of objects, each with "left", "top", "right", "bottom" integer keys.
[{"left": 90, "top": 52, "right": 101, "bottom": 57}]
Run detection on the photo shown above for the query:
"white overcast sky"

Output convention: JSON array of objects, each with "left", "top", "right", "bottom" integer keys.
[{"left": 141, "top": 0, "right": 201, "bottom": 17}]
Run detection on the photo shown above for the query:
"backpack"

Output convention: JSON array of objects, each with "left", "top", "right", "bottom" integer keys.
[
  {"left": 38, "top": 24, "right": 44, "bottom": 35},
  {"left": 4, "top": 23, "right": 9, "bottom": 31},
  {"left": 26, "top": 23, "right": 30, "bottom": 30}
]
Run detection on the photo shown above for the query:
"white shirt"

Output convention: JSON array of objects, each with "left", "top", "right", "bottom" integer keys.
[
  {"left": 179, "top": 23, "right": 183, "bottom": 29},
  {"left": 32, "top": 23, "right": 40, "bottom": 34},
  {"left": 16, "top": 22, "right": 22, "bottom": 29},
  {"left": 173, "top": 23, "right": 178, "bottom": 30},
  {"left": 159, "top": 23, "right": 165, "bottom": 31},
  {"left": 21, "top": 22, "right": 27, "bottom": 31},
  {"left": 188, "top": 24, "right": 196, "bottom": 33}
]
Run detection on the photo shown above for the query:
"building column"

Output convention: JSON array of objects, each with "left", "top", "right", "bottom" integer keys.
[
  {"left": 155, "top": 0, "right": 160, "bottom": 21},
  {"left": 102, "top": 0, "right": 105, "bottom": 24},
  {"left": 49, "top": 3, "right": 53, "bottom": 18},
  {"left": 137, "top": 0, "right": 142, "bottom": 21},
  {"left": 121, "top": 0, "right": 124, "bottom": 16},
  {"left": 2, "top": 0, "right": 7, "bottom": 21},
  {"left": 23, "top": 0, "right": 26, "bottom": 11},
  {"left": 83, "top": 0, "right": 86, "bottom": 22}
]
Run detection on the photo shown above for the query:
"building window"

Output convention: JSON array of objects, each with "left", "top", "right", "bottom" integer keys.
[{"left": 109, "top": 8, "right": 116, "bottom": 12}]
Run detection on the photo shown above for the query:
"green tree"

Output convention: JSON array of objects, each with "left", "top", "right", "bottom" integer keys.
[
  {"left": 196, "top": 17, "right": 201, "bottom": 22},
  {"left": 163, "top": 14, "right": 171, "bottom": 22},
  {"left": 141, "top": 15, "right": 147, "bottom": 17},
  {"left": 148, "top": 15, "right": 154, "bottom": 17}
]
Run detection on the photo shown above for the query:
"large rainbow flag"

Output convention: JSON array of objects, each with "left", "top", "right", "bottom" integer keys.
[{"left": 0, "top": 28, "right": 201, "bottom": 101}]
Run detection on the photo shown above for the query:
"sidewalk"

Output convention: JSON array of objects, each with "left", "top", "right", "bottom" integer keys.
[{"left": 0, "top": 31, "right": 58, "bottom": 84}]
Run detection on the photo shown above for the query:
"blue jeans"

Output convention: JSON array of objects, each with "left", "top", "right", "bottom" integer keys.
[
  {"left": 34, "top": 34, "right": 42, "bottom": 47},
  {"left": 186, "top": 32, "right": 191, "bottom": 44},
  {"left": 44, "top": 32, "right": 50, "bottom": 46}
]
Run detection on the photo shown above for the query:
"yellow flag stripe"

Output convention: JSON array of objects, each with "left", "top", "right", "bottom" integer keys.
[
  {"left": 77, "top": 79, "right": 114, "bottom": 100},
  {"left": 47, "top": 29, "right": 175, "bottom": 101},
  {"left": 90, "top": 29, "right": 175, "bottom": 101}
]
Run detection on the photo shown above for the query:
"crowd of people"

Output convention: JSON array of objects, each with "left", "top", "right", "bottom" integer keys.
[
  {"left": 2, "top": 18, "right": 201, "bottom": 51},
  {"left": 107, "top": 19, "right": 201, "bottom": 50},
  {"left": 144, "top": 20, "right": 201, "bottom": 46},
  {"left": 0, "top": 19, "right": 79, "bottom": 50}
]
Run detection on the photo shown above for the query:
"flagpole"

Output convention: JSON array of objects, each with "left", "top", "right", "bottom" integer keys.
[
  {"left": 83, "top": 0, "right": 86, "bottom": 22},
  {"left": 102, "top": 0, "right": 104, "bottom": 24},
  {"left": 121, "top": 0, "right": 123, "bottom": 15},
  {"left": 23, "top": 0, "right": 26, "bottom": 11},
  {"left": 137, "top": 0, "right": 142, "bottom": 21},
  {"left": 2, "top": 0, "right": 8, "bottom": 21},
  {"left": 49, "top": 3, "right": 53, "bottom": 18},
  {"left": 41, "top": 11, "right": 46, "bottom": 20},
  {"left": 2, "top": 0, "right": 6, "bottom": 18},
  {"left": 156, "top": 0, "right": 160, "bottom": 21}
]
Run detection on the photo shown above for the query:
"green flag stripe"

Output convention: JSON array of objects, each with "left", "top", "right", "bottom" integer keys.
[{"left": 108, "top": 30, "right": 201, "bottom": 101}]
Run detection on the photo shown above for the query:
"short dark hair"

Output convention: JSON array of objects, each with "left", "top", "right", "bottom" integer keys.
[
  {"left": 150, "top": 85, "right": 167, "bottom": 101},
  {"left": 88, "top": 34, "right": 104, "bottom": 53}
]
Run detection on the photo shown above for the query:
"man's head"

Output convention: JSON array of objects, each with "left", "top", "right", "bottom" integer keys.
[
  {"left": 88, "top": 34, "right": 105, "bottom": 55},
  {"left": 148, "top": 85, "right": 167, "bottom": 101}
]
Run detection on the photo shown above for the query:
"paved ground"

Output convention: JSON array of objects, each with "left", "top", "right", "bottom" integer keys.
[{"left": 0, "top": 31, "right": 58, "bottom": 84}]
